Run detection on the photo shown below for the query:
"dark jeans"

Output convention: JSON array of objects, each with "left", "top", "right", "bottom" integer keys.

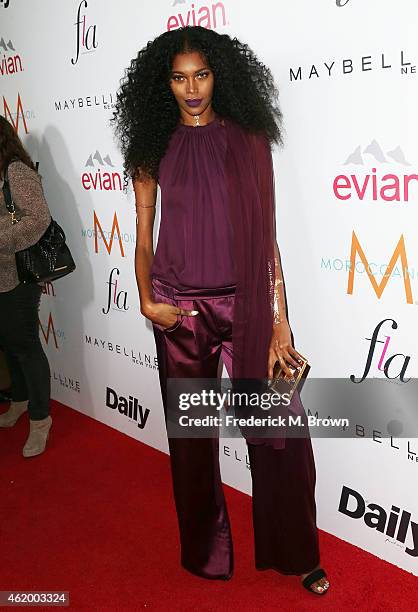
[{"left": 0, "top": 283, "right": 50, "bottom": 420}]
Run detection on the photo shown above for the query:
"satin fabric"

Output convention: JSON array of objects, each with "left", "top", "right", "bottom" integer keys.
[{"left": 151, "top": 277, "right": 319, "bottom": 579}]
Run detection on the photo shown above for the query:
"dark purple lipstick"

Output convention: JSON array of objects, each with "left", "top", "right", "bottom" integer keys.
[{"left": 185, "top": 98, "right": 202, "bottom": 107}]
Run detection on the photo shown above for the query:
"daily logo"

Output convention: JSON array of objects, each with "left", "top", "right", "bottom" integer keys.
[
  {"left": 71, "top": 0, "right": 98, "bottom": 65},
  {"left": 351, "top": 319, "right": 411, "bottom": 383},
  {"left": 106, "top": 386, "right": 150, "bottom": 429},
  {"left": 102, "top": 267, "right": 129, "bottom": 314},
  {"left": 81, "top": 151, "right": 122, "bottom": 191},
  {"left": 339, "top": 486, "right": 418, "bottom": 557},
  {"left": 0, "top": 37, "right": 23, "bottom": 77}
]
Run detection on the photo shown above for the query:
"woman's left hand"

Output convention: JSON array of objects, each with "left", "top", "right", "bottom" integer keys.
[{"left": 268, "top": 320, "right": 304, "bottom": 379}]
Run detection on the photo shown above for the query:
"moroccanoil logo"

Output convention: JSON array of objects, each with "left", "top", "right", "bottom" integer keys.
[
  {"left": 2, "top": 93, "right": 32, "bottom": 133},
  {"left": 167, "top": 1, "right": 228, "bottom": 31},
  {"left": 39, "top": 313, "right": 65, "bottom": 350},
  {"left": 81, "top": 211, "right": 134, "bottom": 256},
  {"left": 347, "top": 231, "right": 413, "bottom": 304},
  {"left": 93, "top": 211, "right": 125, "bottom": 257}
]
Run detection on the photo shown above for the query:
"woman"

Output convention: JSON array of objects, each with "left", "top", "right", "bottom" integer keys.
[
  {"left": 111, "top": 26, "right": 330, "bottom": 595},
  {"left": 0, "top": 116, "right": 52, "bottom": 457}
]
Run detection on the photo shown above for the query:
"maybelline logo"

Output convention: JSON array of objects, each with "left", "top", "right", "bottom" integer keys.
[
  {"left": 351, "top": 319, "right": 411, "bottom": 383},
  {"left": 334, "top": 140, "right": 416, "bottom": 204},
  {"left": 71, "top": 0, "right": 98, "bottom": 65},
  {"left": 54, "top": 93, "right": 115, "bottom": 112},
  {"left": 52, "top": 371, "right": 81, "bottom": 393},
  {"left": 81, "top": 151, "right": 122, "bottom": 191},
  {"left": 290, "top": 51, "right": 415, "bottom": 81},
  {"left": 168, "top": 1, "right": 227, "bottom": 31},
  {"left": 0, "top": 0, "right": 11, "bottom": 8},
  {"left": 0, "top": 37, "right": 23, "bottom": 77},
  {"left": 85, "top": 334, "right": 158, "bottom": 369},
  {"left": 339, "top": 486, "right": 418, "bottom": 557},
  {"left": 102, "top": 268, "right": 129, "bottom": 314},
  {"left": 223, "top": 445, "right": 250, "bottom": 470},
  {"left": 106, "top": 386, "right": 150, "bottom": 429},
  {"left": 309, "top": 406, "right": 418, "bottom": 464}
]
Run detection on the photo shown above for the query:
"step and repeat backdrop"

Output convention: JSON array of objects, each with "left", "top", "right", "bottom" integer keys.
[{"left": 2, "top": 0, "right": 417, "bottom": 575}]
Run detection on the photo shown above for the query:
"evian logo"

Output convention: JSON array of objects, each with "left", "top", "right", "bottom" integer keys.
[
  {"left": 167, "top": 0, "right": 227, "bottom": 31},
  {"left": 339, "top": 486, "right": 418, "bottom": 557},
  {"left": 334, "top": 140, "right": 416, "bottom": 203},
  {"left": 71, "top": 0, "right": 98, "bottom": 65},
  {"left": 106, "top": 386, "right": 150, "bottom": 429},
  {"left": 81, "top": 151, "right": 122, "bottom": 191},
  {"left": 0, "top": 37, "right": 23, "bottom": 77},
  {"left": 351, "top": 319, "right": 411, "bottom": 383}
]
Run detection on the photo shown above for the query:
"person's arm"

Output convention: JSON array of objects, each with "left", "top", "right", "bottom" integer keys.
[
  {"left": 2, "top": 160, "right": 51, "bottom": 252},
  {"left": 132, "top": 173, "right": 158, "bottom": 316},
  {"left": 272, "top": 239, "right": 287, "bottom": 325},
  {"left": 133, "top": 173, "right": 199, "bottom": 329},
  {"left": 259, "top": 139, "right": 303, "bottom": 379}
]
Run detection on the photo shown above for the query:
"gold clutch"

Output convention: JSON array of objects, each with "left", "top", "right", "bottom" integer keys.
[{"left": 269, "top": 353, "right": 309, "bottom": 399}]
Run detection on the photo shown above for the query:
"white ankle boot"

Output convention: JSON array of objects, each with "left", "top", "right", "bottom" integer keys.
[
  {"left": 0, "top": 400, "right": 28, "bottom": 427},
  {"left": 23, "top": 415, "right": 52, "bottom": 458}
]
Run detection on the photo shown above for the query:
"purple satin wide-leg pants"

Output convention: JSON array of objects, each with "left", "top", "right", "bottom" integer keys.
[{"left": 151, "top": 277, "right": 320, "bottom": 579}]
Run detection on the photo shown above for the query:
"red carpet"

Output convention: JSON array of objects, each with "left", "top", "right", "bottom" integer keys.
[{"left": 0, "top": 400, "right": 415, "bottom": 610}]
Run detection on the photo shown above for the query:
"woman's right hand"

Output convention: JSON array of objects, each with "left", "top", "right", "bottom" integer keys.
[{"left": 142, "top": 301, "right": 199, "bottom": 330}]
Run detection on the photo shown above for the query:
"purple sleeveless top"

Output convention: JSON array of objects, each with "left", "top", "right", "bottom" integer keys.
[{"left": 150, "top": 115, "right": 235, "bottom": 290}]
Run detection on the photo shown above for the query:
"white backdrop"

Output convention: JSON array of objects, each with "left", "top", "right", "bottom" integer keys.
[{"left": 2, "top": 0, "right": 417, "bottom": 575}]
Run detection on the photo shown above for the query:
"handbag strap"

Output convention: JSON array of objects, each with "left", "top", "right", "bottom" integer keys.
[{"left": 2, "top": 163, "right": 15, "bottom": 214}]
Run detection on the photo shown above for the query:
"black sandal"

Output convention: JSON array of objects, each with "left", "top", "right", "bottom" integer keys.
[{"left": 302, "top": 567, "right": 330, "bottom": 595}]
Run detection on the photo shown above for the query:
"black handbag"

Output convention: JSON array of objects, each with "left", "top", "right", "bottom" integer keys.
[{"left": 2, "top": 161, "right": 76, "bottom": 284}]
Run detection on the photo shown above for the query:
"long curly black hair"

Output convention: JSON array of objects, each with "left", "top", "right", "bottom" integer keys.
[{"left": 110, "top": 26, "right": 284, "bottom": 192}]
